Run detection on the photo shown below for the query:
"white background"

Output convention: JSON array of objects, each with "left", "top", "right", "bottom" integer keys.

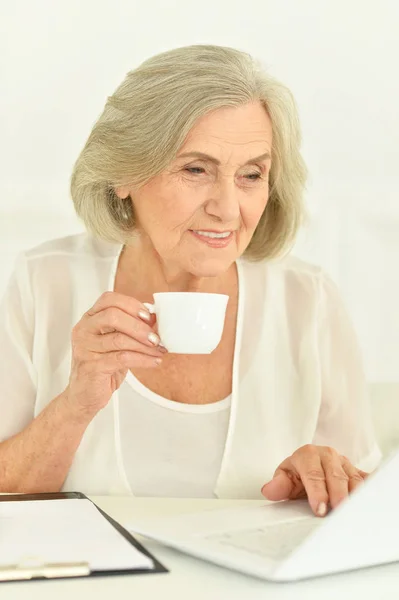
[{"left": 0, "top": 0, "right": 398, "bottom": 381}]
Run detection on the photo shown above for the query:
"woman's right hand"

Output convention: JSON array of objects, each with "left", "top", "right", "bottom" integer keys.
[{"left": 64, "top": 291, "right": 166, "bottom": 417}]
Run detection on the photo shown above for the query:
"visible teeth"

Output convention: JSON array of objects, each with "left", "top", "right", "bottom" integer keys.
[{"left": 194, "top": 231, "right": 231, "bottom": 239}]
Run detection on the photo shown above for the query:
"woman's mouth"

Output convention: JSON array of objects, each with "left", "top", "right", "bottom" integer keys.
[{"left": 189, "top": 230, "right": 234, "bottom": 248}]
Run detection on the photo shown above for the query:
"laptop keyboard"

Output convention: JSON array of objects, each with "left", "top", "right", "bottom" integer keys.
[{"left": 204, "top": 518, "right": 321, "bottom": 561}]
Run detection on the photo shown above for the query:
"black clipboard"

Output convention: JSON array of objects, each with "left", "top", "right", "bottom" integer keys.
[{"left": 0, "top": 491, "right": 168, "bottom": 583}]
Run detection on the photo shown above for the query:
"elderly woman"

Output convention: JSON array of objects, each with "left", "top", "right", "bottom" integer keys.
[{"left": 0, "top": 45, "right": 381, "bottom": 516}]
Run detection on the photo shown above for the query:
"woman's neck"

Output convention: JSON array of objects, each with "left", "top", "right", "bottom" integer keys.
[{"left": 115, "top": 238, "right": 235, "bottom": 299}]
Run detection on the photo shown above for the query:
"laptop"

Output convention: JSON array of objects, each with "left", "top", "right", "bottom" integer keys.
[{"left": 129, "top": 449, "right": 399, "bottom": 581}]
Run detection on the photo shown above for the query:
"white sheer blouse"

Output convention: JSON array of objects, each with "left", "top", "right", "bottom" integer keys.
[{"left": 0, "top": 234, "right": 382, "bottom": 497}]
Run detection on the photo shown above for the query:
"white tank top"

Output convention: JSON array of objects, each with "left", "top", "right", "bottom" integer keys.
[{"left": 117, "top": 371, "right": 231, "bottom": 498}]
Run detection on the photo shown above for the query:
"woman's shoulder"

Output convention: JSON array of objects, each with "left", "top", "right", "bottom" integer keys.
[
  {"left": 16, "top": 233, "right": 122, "bottom": 298},
  {"left": 238, "top": 254, "right": 337, "bottom": 320},
  {"left": 23, "top": 232, "right": 121, "bottom": 264},
  {"left": 240, "top": 253, "right": 325, "bottom": 287}
]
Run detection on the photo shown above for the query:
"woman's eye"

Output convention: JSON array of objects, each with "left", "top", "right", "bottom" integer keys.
[
  {"left": 244, "top": 172, "right": 262, "bottom": 181},
  {"left": 185, "top": 167, "right": 205, "bottom": 174}
]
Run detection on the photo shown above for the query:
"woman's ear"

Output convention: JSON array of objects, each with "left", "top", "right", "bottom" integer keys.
[{"left": 114, "top": 185, "right": 130, "bottom": 199}]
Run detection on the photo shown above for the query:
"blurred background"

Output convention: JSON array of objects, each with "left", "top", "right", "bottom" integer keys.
[{"left": 0, "top": 0, "right": 398, "bottom": 402}]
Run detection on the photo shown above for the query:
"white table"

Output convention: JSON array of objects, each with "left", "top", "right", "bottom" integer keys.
[{"left": 3, "top": 496, "right": 399, "bottom": 599}]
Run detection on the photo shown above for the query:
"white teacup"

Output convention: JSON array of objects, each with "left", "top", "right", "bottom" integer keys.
[{"left": 144, "top": 292, "right": 229, "bottom": 354}]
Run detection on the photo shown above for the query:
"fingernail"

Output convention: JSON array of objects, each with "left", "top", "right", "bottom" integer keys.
[
  {"left": 138, "top": 309, "right": 151, "bottom": 322},
  {"left": 158, "top": 345, "right": 168, "bottom": 354},
  {"left": 316, "top": 502, "right": 327, "bottom": 517},
  {"left": 148, "top": 332, "right": 160, "bottom": 346},
  {"left": 154, "top": 358, "right": 162, "bottom": 366}
]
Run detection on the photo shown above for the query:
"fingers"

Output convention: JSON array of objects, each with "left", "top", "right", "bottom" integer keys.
[
  {"left": 289, "top": 448, "right": 330, "bottom": 517},
  {"left": 85, "top": 291, "right": 149, "bottom": 319},
  {"left": 71, "top": 292, "right": 167, "bottom": 373},
  {"left": 358, "top": 469, "right": 369, "bottom": 479},
  {"left": 78, "top": 349, "right": 163, "bottom": 374},
  {"left": 261, "top": 446, "right": 369, "bottom": 518},
  {"left": 321, "top": 452, "right": 368, "bottom": 508},
  {"left": 320, "top": 450, "right": 351, "bottom": 509},
  {"left": 85, "top": 331, "right": 166, "bottom": 357},
  {"left": 262, "top": 447, "right": 329, "bottom": 517},
  {"left": 261, "top": 470, "right": 302, "bottom": 501},
  {"left": 82, "top": 307, "right": 162, "bottom": 349},
  {"left": 341, "top": 457, "right": 367, "bottom": 494}
]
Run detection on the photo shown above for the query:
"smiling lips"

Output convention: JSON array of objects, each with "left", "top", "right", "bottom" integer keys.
[{"left": 189, "top": 229, "right": 234, "bottom": 248}]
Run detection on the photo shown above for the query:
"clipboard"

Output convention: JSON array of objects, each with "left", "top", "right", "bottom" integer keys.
[{"left": 0, "top": 491, "right": 168, "bottom": 583}]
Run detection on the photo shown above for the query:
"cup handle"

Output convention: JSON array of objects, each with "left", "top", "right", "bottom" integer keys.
[{"left": 143, "top": 302, "right": 156, "bottom": 315}]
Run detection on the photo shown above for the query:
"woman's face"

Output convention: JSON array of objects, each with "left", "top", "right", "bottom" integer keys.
[{"left": 117, "top": 101, "right": 273, "bottom": 277}]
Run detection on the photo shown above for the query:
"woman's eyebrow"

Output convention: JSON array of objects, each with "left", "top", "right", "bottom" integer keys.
[{"left": 176, "top": 151, "right": 271, "bottom": 166}]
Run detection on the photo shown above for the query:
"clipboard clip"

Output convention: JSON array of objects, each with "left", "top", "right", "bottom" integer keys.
[{"left": 0, "top": 557, "right": 90, "bottom": 581}]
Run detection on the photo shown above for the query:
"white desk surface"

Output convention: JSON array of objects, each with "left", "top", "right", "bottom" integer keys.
[{"left": 2, "top": 495, "right": 399, "bottom": 600}]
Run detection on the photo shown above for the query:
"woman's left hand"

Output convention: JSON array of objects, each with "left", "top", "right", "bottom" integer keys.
[{"left": 261, "top": 444, "right": 368, "bottom": 517}]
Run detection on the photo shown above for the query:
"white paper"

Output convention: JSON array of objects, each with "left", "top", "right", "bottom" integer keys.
[{"left": 0, "top": 499, "right": 153, "bottom": 571}]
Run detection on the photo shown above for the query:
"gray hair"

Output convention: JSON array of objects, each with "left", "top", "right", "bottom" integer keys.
[{"left": 71, "top": 44, "right": 308, "bottom": 260}]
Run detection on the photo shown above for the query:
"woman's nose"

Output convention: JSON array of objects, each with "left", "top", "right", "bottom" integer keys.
[{"left": 204, "top": 179, "right": 241, "bottom": 222}]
